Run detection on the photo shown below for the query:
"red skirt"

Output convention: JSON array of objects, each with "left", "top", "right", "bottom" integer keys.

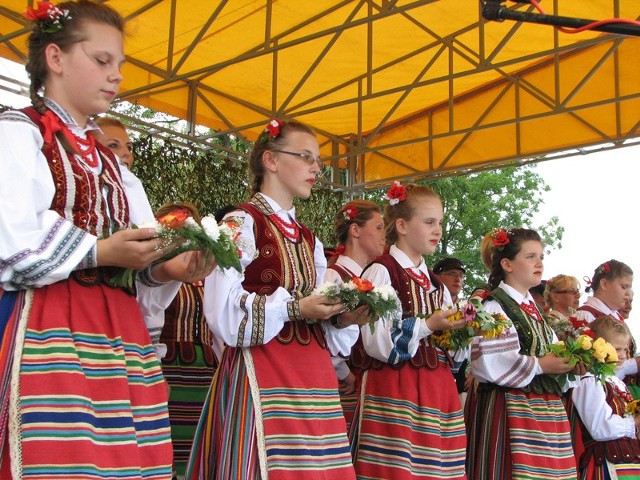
[{"left": 2, "top": 279, "right": 172, "bottom": 479}]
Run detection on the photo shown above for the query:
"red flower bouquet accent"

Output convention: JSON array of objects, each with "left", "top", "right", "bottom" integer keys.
[
  {"left": 353, "top": 277, "right": 374, "bottom": 293},
  {"left": 157, "top": 208, "right": 191, "bottom": 230},
  {"left": 492, "top": 229, "right": 510, "bottom": 249},
  {"left": 259, "top": 119, "right": 282, "bottom": 143},
  {"left": 386, "top": 181, "right": 407, "bottom": 205},
  {"left": 24, "top": 2, "right": 71, "bottom": 34}
]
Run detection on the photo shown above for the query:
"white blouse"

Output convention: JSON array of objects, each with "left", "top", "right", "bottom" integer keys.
[
  {"left": 0, "top": 101, "right": 179, "bottom": 321},
  {"left": 470, "top": 282, "right": 547, "bottom": 388},
  {"left": 359, "top": 245, "right": 453, "bottom": 364},
  {"left": 571, "top": 374, "right": 636, "bottom": 441},
  {"left": 203, "top": 193, "right": 357, "bottom": 356}
]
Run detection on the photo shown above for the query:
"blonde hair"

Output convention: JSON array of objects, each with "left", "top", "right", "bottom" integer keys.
[
  {"left": 383, "top": 184, "right": 441, "bottom": 246},
  {"left": 590, "top": 315, "right": 631, "bottom": 343},
  {"left": 544, "top": 274, "right": 580, "bottom": 306}
]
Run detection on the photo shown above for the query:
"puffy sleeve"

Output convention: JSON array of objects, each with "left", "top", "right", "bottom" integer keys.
[
  {"left": 572, "top": 376, "right": 636, "bottom": 441},
  {"left": 359, "top": 262, "right": 431, "bottom": 364},
  {"left": 0, "top": 113, "right": 96, "bottom": 290},
  {"left": 470, "top": 299, "right": 542, "bottom": 388}
]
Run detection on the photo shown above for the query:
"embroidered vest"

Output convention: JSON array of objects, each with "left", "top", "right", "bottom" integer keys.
[
  {"left": 487, "top": 287, "right": 562, "bottom": 395},
  {"left": 328, "top": 263, "right": 354, "bottom": 282},
  {"left": 239, "top": 196, "right": 325, "bottom": 348},
  {"left": 20, "top": 107, "right": 130, "bottom": 237},
  {"left": 579, "top": 381, "right": 640, "bottom": 468},
  {"left": 160, "top": 282, "right": 217, "bottom": 367},
  {"left": 350, "top": 254, "right": 445, "bottom": 371}
]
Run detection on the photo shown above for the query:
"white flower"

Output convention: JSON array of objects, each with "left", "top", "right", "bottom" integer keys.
[
  {"left": 184, "top": 217, "right": 199, "bottom": 228},
  {"left": 343, "top": 281, "right": 358, "bottom": 291},
  {"left": 389, "top": 198, "right": 399, "bottom": 206},
  {"left": 313, "top": 282, "right": 337, "bottom": 296},
  {"left": 137, "top": 219, "right": 161, "bottom": 232},
  {"left": 376, "top": 284, "right": 397, "bottom": 301},
  {"left": 201, "top": 216, "right": 220, "bottom": 241}
]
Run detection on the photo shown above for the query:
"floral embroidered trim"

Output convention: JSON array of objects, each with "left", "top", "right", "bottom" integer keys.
[
  {"left": 386, "top": 181, "right": 406, "bottom": 205},
  {"left": 23, "top": 1, "right": 71, "bottom": 34},
  {"left": 259, "top": 119, "right": 282, "bottom": 143}
]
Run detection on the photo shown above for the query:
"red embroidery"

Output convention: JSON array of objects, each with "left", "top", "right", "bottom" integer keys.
[
  {"left": 406, "top": 268, "right": 431, "bottom": 290},
  {"left": 520, "top": 301, "right": 542, "bottom": 322}
]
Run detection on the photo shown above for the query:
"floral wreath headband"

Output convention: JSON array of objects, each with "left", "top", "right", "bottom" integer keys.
[
  {"left": 490, "top": 228, "right": 512, "bottom": 251},
  {"left": 386, "top": 181, "right": 407, "bottom": 205},
  {"left": 258, "top": 119, "right": 283, "bottom": 144},
  {"left": 24, "top": 1, "right": 71, "bottom": 35}
]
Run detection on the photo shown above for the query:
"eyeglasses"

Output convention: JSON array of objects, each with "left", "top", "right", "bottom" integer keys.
[
  {"left": 271, "top": 149, "right": 323, "bottom": 170},
  {"left": 440, "top": 271, "right": 465, "bottom": 279},
  {"left": 554, "top": 289, "right": 580, "bottom": 295}
]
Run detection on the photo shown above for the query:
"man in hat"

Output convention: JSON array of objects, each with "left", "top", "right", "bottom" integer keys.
[{"left": 433, "top": 257, "right": 466, "bottom": 305}]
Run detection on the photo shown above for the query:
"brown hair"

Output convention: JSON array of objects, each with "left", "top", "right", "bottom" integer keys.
[
  {"left": 480, "top": 230, "right": 495, "bottom": 272},
  {"left": 488, "top": 228, "right": 542, "bottom": 290},
  {"left": 249, "top": 119, "right": 316, "bottom": 195},
  {"left": 334, "top": 200, "right": 382, "bottom": 246},
  {"left": 383, "top": 184, "right": 441, "bottom": 246},
  {"left": 587, "top": 259, "right": 633, "bottom": 294},
  {"left": 94, "top": 116, "right": 126, "bottom": 130},
  {"left": 154, "top": 202, "right": 202, "bottom": 225}
]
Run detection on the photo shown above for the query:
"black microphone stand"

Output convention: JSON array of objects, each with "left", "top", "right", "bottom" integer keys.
[{"left": 482, "top": 0, "right": 640, "bottom": 37}]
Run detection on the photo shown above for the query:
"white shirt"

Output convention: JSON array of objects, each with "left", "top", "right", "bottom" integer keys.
[
  {"left": 571, "top": 374, "right": 636, "bottom": 441},
  {"left": 471, "top": 282, "right": 548, "bottom": 388},
  {"left": 574, "top": 296, "right": 621, "bottom": 323},
  {"left": 203, "top": 193, "right": 357, "bottom": 356},
  {"left": 359, "top": 245, "right": 453, "bottom": 364}
]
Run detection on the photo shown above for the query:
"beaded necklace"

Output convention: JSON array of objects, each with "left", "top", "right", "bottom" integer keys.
[
  {"left": 41, "top": 109, "right": 100, "bottom": 167},
  {"left": 269, "top": 212, "right": 300, "bottom": 242}
]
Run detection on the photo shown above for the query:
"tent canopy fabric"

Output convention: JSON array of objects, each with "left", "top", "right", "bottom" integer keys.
[{"left": 1, "top": 1, "right": 638, "bottom": 191}]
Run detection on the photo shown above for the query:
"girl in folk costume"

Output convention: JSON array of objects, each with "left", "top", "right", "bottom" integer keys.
[
  {"left": 351, "top": 183, "right": 468, "bottom": 479},
  {"left": 569, "top": 315, "right": 640, "bottom": 479},
  {"left": 465, "top": 228, "right": 583, "bottom": 480},
  {"left": 186, "top": 119, "right": 362, "bottom": 480},
  {"left": 574, "top": 260, "right": 633, "bottom": 324},
  {"left": 326, "top": 200, "right": 386, "bottom": 431},
  {"left": 0, "top": 2, "right": 215, "bottom": 479}
]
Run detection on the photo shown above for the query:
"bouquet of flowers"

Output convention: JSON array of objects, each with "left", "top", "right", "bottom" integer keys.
[
  {"left": 108, "top": 209, "right": 242, "bottom": 289},
  {"left": 627, "top": 398, "right": 640, "bottom": 416},
  {"left": 547, "top": 335, "right": 617, "bottom": 385},
  {"left": 546, "top": 313, "right": 594, "bottom": 340},
  {"left": 312, "top": 277, "right": 400, "bottom": 332},
  {"left": 430, "top": 297, "right": 513, "bottom": 350}
]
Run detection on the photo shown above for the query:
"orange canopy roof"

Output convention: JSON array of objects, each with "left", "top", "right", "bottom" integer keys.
[{"left": 1, "top": 1, "right": 638, "bottom": 191}]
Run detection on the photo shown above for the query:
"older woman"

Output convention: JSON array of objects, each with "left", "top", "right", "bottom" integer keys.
[{"left": 545, "top": 274, "right": 581, "bottom": 320}]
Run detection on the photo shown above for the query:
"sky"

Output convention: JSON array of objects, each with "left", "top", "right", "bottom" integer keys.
[{"left": 1, "top": 58, "right": 639, "bottom": 338}]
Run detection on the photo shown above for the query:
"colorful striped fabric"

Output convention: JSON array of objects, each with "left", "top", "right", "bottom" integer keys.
[
  {"left": 353, "top": 355, "right": 467, "bottom": 479},
  {"left": 11, "top": 280, "right": 173, "bottom": 480},
  {"left": 466, "top": 387, "right": 577, "bottom": 480}
]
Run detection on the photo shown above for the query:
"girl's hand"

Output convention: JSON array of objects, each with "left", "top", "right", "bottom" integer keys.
[
  {"left": 538, "top": 353, "right": 573, "bottom": 374},
  {"left": 151, "top": 250, "right": 217, "bottom": 283},
  {"left": 425, "top": 307, "right": 464, "bottom": 331},
  {"left": 96, "top": 228, "right": 182, "bottom": 269},
  {"left": 335, "top": 304, "right": 371, "bottom": 327},
  {"left": 298, "top": 295, "right": 344, "bottom": 321},
  {"left": 338, "top": 371, "right": 356, "bottom": 395}
]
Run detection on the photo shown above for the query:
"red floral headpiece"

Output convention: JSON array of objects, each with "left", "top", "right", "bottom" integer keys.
[
  {"left": 259, "top": 119, "right": 282, "bottom": 144},
  {"left": 23, "top": 1, "right": 71, "bottom": 34},
  {"left": 491, "top": 228, "right": 511, "bottom": 250},
  {"left": 597, "top": 262, "right": 611, "bottom": 276},
  {"left": 386, "top": 181, "right": 407, "bottom": 205},
  {"left": 342, "top": 205, "right": 357, "bottom": 221}
]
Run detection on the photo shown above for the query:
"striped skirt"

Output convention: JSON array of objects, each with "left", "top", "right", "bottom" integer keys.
[
  {"left": 187, "top": 334, "right": 355, "bottom": 479},
  {"left": 1, "top": 279, "right": 173, "bottom": 479},
  {"left": 580, "top": 460, "right": 640, "bottom": 479},
  {"left": 353, "top": 355, "right": 467, "bottom": 479},
  {"left": 162, "top": 344, "right": 216, "bottom": 477},
  {"left": 465, "top": 385, "right": 577, "bottom": 480}
]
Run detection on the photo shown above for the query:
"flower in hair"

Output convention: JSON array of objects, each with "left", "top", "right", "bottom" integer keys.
[
  {"left": 597, "top": 262, "right": 611, "bottom": 276},
  {"left": 342, "top": 205, "right": 357, "bottom": 221},
  {"left": 259, "top": 119, "right": 282, "bottom": 143},
  {"left": 386, "top": 181, "right": 407, "bottom": 206},
  {"left": 24, "top": 2, "right": 71, "bottom": 34},
  {"left": 492, "top": 229, "right": 510, "bottom": 250}
]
